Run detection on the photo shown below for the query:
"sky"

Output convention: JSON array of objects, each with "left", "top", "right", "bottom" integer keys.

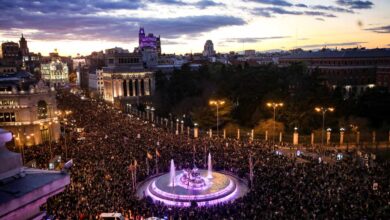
[{"left": 0, "top": 0, "right": 389, "bottom": 56}]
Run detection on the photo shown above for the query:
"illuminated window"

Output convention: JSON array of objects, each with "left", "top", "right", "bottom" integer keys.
[{"left": 37, "top": 100, "right": 48, "bottom": 119}]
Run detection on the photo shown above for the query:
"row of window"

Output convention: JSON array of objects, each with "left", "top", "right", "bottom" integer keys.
[
  {"left": 0, "top": 112, "right": 16, "bottom": 122},
  {"left": 118, "top": 58, "right": 140, "bottom": 64},
  {"left": 0, "top": 100, "right": 16, "bottom": 106}
]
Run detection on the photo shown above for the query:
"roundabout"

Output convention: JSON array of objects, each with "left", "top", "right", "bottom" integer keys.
[{"left": 136, "top": 157, "right": 249, "bottom": 207}]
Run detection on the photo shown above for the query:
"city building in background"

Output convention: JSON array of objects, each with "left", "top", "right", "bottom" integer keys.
[
  {"left": 244, "top": 50, "right": 256, "bottom": 57},
  {"left": 89, "top": 69, "right": 104, "bottom": 98},
  {"left": 279, "top": 48, "right": 390, "bottom": 93},
  {"left": 102, "top": 48, "right": 154, "bottom": 103},
  {"left": 0, "top": 42, "right": 21, "bottom": 67},
  {"left": 203, "top": 40, "right": 216, "bottom": 57},
  {"left": 0, "top": 71, "right": 60, "bottom": 147},
  {"left": 40, "top": 55, "right": 69, "bottom": 86},
  {"left": 139, "top": 27, "right": 161, "bottom": 55}
]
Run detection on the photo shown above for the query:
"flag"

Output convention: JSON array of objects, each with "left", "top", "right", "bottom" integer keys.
[
  {"left": 156, "top": 149, "right": 161, "bottom": 157},
  {"left": 147, "top": 152, "right": 153, "bottom": 160}
]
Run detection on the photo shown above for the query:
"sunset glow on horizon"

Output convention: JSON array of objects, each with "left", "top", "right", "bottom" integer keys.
[{"left": 1, "top": 0, "right": 389, "bottom": 56}]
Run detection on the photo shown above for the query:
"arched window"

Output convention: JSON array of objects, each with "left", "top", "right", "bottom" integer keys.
[{"left": 37, "top": 100, "right": 48, "bottom": 119}]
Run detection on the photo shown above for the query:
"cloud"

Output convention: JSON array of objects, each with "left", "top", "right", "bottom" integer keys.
[
  {"left": 224, "top": 36, "right": 290, "bottom": 43},
  {"left": 0, "top": 0, "right": 245, "bottom": 42},
  {"left": 161, "top": 39, "right": 183, "bottom": 45},
  {"left": 0, "top": 13, "right": 245, "bottom": 41},
  {"left": 252, "top": 7, "right": 336, "bottom": 18},
  {"left": 150, "top": 0, "right": 223, "bottom": 8},
  {"left": 298, "top": 41, "right": 367, "bottom": 49},
  {"left": 195, "top": 0, "right": 225, "bottom": 9},
  {"left": 312, "top": 5, "right": 354, "bottom": 13},
  {"left": 336, "top": 0, "right": 374, "bottom": 9},
  {"left": 245, "top": 0, "right": 292, "bottom": 7},
  {"left": 295, "top": 4, "right": 308, "bottom": 8},
  {"left": 0, "top": 0, "right": 145, "bottom": 14},
  {"left": 365, "top": 25, "right": 390, "bottom": 33}
]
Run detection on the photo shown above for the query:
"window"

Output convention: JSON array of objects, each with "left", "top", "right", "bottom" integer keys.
[
  {"left": 37, "top": 100, "right": 48, "bottom": 119},
  {"left": 0, "top": 112, "right": 16, "bottom": 122}
]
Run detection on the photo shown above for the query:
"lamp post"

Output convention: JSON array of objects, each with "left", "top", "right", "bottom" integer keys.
[
  {"left": 209, "top": 99, "right": 225, "bottom": 137},
  {"left": 151, "top": 107, "right": 155, "bottom": 122},
  {"left": 315, "top": 107, "right": 334, "bottom": 149},
  {"left": 266, "top": 102, "right": 283, "bottom": 150},
  {"left": 146, "top": 106, "right": 150, "bottom": 121}
]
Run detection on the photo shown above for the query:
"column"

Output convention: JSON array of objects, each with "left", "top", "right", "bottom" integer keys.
[
  {"left": 293, "top": 131, "right": 299, "bottom": 145},
  {"left": 145, "top": 78, "right": 150, "bottom": 96},
  {"left": 132, "top": 80, "right": 136, "bottom": 97},
  {"left": 223, "top": 129, "right": 226, "bottom": 139},
  {"left": 372, "top": 131, "right": 376, "bottom": 144},
  {"left": 113, "top": 79, "right": 117, "bottom": 98},
  {"left": 126, "top": 79, "right": 130, "bottom": 97},
  {"left": 194, "top": 127, "right": 199, "bottom": 138},
  {"left": 265, "top": 131, "right": 268, "bottom": 141},
  {"left": 326, "top": 130, "right": 331, "bottom": 145},
  {"left": 119, "top": 79, "right": 123, "bottom": 97},
  {"left": 209, "top": 129, "right": 212, "bottom": 138},
  {"left": 149, "top": 76, "right": 154, "bottom": 95},
  {"left": 340, "top": 130, "right": 344, "bottom": 145},
  {"left": 250, "top": 129, "right": 254, "bottom": 141},
  {"left": 279, "top": 132, "right": 283, "bottom": 143},
  {"left": 138, "top": 79, "right": 142, "bottom": 96},
  {"left": 237, "top": 129, "right": 240, "bottom": 140}
]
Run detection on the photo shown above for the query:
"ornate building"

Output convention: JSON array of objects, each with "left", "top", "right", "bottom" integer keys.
[
  {"left": 0, "top": 71, "right": 60, "bottom": 147},
  {"left": 139, "top": 27, "right": 161, "bottom": 55},
  {"left": 102, "top": 50, "right": 154, "bottom": 103},
  {"left": 40, "top": 59, "right": 69, "bottom": 86},
  {"left": 203, "top": 40, "right": 216, "bottom": 57}
]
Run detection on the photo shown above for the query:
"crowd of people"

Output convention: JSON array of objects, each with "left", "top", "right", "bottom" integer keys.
[{"left": 22, "top": 89, "right": 389, "bottom": 219}]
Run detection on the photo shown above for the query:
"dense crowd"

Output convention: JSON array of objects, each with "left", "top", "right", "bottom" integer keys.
[{"left": 23, "top": 90, "right": 390, "bottom": 219}]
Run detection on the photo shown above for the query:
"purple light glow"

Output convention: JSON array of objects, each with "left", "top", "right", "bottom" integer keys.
[{"left": 138, "top": 170, "right": 248, "bottom": 207}]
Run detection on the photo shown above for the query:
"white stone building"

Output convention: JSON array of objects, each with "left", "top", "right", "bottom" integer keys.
[{"left": 40, "top": 59, "right": 69, "bottom": 86}]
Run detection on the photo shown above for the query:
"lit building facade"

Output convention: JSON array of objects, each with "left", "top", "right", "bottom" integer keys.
[
  {"left": 139, "top": 27, "right": 161, "bottom": 55},
  {"left": 0, "top": 71, "right": 60, "bottom": 147},
  {"left": 89, "top": 69, "right": 104, "bottom": 97},
  {"left": 40, "top": 59, "right": 69, "bottom": 86},
  {"left": 102, "top": 52, "right": 155, "bottom": 103}
]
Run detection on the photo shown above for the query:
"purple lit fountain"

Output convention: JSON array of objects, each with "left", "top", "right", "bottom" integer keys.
[{"left": 137, "top": 155, "right": 248, "bottom": 207}]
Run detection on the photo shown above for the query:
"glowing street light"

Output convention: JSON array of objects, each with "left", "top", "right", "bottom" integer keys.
[
  {"left": 209, "top": 99, "right": 225, "bottom": 137},
  {"left": 266, "top": 102, "right": 283, "bottom": 149},
  {"left": 315, "top": 107, "right": 335, "bottom": 148}
]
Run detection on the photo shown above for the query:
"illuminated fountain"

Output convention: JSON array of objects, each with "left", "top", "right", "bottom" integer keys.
[{"left": 137, "top": 154, "right": 248, "bottom": 207}]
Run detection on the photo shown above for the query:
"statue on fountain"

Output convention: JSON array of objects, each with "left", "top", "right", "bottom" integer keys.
[{"left": 180, "top": 166, "right": 206, "bottom": 188}]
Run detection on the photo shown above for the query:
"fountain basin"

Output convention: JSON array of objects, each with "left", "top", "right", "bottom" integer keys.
[{"left": 136, "top": 169, "right": 248, "bottom": 207}]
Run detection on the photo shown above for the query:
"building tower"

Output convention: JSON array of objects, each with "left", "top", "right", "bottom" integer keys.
[
  {"left": 203, "top": 40, "right": 216, "bottom": 57},
  {"left": 19, "top": 34, "right": 29, "bottom": 57},
  {"left": 139, "top": 27, "right": 145, "bottom": 47}
]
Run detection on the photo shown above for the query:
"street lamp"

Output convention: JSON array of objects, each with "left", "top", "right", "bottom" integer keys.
[
  {"left": 315, "top": 107, "right": 334, "bottom": 148},
  {"left": 266, "top": 102, "right": 283, "bottom": 149},
  {"left": 209, "top": 99, "right": 225, "bottom": 137}
]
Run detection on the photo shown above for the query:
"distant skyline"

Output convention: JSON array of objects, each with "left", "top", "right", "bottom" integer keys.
[{"left": 1, "top": 0, "right": 389, "bottom": 56}]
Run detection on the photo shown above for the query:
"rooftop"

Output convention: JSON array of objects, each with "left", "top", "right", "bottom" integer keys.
[{"left": 282, "top": 49, "right": 390, "bottom": 59}]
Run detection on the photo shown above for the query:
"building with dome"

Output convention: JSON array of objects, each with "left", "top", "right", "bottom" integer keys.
[
  {"left": 203, "top": 40, "right": 216, "bottom": 57},
  {"left": 40, "top": 58, "right": 69, "bottom": 86},
  {"left": 0, "top": 71, "right": 60, "bottom": 147}
]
